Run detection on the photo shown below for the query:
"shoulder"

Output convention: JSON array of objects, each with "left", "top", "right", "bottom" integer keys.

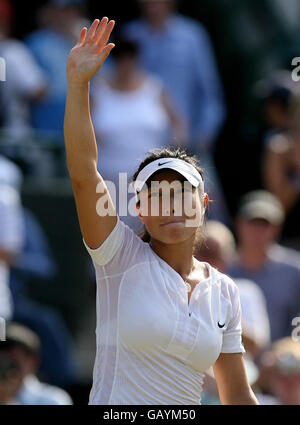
[
  {"left": 174, "top": 14, "right": 206, "bottom": 31},
  {"left": 0, "top": 157, "right": 23, "bottom": 190},
  {"left": 36, "top": 384, "right": 73, "bottom": 405},
  {"left": 0, "top": 39, "right": 31, "bottom": 60},
  {"left": 25, "top": 29, "right": 52, "bottom": 47},
  {"left": 0, "top": 184, "right": 21, "bottom": 206},
  {"left": 211, "top": 266, "right": 239, "bottom": 289},
  {"left": 269, "top": 243, "right": 300, "bottom": 270},
  {"left": 172, "top": 14, "right": 211, "bottom": 40},
  {"left": 20, "top": 375, "right": 73, "bottom": 405},
  {"left": 210, "top": 266, "right": 241, "bottom": 302},
  {"left": 85, "top": 216, "right": 148, "bottom": 271}
]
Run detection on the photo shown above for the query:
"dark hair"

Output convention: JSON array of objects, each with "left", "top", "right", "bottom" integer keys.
[
  {"left": 265, "top": 86, "right": 291, "bottom": 111},
  {"left": 131, "top": 146, "right": 206, "bottom": 243},
  {"left": 111, "top": 37, "right": 139, "bottom": 60}
]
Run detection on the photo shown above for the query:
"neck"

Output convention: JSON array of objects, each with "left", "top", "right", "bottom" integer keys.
[
  {"left": 147, "top": 13, "right": 171, "bottom": 31},
  {"left": 238, "top": 245, "right": 268, "bottom": 271},
  {"left": 150, "top": 235, "right": 196, "bottom": 278}
]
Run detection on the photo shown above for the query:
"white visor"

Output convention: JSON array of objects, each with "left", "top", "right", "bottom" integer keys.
[{"left": 133, "top": 158, "right": 204, "bottom": 202}]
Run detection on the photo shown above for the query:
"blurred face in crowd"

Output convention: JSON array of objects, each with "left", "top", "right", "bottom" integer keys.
[
  {"left": 138, "top": 0, "right": 174, "bottom": 27},
  {"left": 4, "top": 347, "right": 37, "bottom": 380},
  {"left": 114, "top": 54, "right": 138, "bottom": 80},
  {"left": 0, "top": 365, "right": 23, "bottom": 404},
  {"left": 38, "top": 4, "right": 84, "bottom": 37},
  {"left": 236, "top": 217, "right": 280, "bottom": 251},
  {"left": 264, "top": 101, "right": 289, "bottom": 130},
  {"left": 136, "top": 169, "right": 207, "bottom": 245},
  {"left": 194, "top": 237, "right": 226, "bottom": 271},
  {"left": 0, "top": 346, "right": 37, "bottom": 404},
  {"left": 272, "top": 372, "right": 300, "bottom": 405}
]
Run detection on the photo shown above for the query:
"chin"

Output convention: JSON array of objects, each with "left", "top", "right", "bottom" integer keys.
[{"left": 158, "top": 223, "right": 192, "bottom": 244}]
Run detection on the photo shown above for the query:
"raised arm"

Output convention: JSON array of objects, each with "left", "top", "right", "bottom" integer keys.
[{"left": 64, "top": 18, "right": 117, "bottom": 250}]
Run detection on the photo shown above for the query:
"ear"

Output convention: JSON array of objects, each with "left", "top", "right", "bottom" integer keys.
[
  {"left": 203, "top": 193, "right": 209, "bottom": 209},
  {"left": 135, "top": 204, "right": 145, "bottom": 224}
]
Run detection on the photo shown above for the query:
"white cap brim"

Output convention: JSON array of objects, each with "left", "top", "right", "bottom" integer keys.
[{"left": 133, "top": 158, "right": 204, "bottom": 198}]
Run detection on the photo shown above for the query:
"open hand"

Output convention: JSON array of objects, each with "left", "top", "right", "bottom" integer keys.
[{"left": 66, "top": 17, "right": 115, "bottom": 85}]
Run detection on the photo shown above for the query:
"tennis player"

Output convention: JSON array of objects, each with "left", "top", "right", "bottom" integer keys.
[{"left": 64, "top": 17, "right": 259, "bottom": 405}]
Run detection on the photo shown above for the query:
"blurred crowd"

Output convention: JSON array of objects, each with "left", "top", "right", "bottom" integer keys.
[{"left": 0, "top": 0, "right": 300, "bottom": 405}]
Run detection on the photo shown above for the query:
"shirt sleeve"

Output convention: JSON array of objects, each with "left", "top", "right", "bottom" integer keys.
[
  {"left": 83, "top": 216, "right": 125, "bottom": 267},
  {"left": 221, "top": 277, "right": 246, "bottom": 354},
  {"left": 82, "top": 216, "right": 144, "bottom": 272}
]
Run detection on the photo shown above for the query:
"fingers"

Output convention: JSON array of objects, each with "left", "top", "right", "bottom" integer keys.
[
  {"left": 94, "top": 17, "right": 109, "bottom": 45},
  {"left": 102, "top": 43, "right": 115, "bottom": 60},
  {"left": 96, "top": 20, "right": 115, "bottom": 51},
  {"left": 84, "top": 17, "right": 115, "bottom": 50},
  {"left": 78, "top": 27, "right": 87, "bottom": 45},
  {"left": 86, "top": 18, "right": 100, "bottom": 43}
]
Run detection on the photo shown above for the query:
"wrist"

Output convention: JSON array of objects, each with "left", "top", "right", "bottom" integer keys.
[{"left": 67, "top": 79, "right": 90, "bottom": 90}]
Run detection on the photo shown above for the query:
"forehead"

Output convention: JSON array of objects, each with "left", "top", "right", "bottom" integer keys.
[{"left": 146, "top": 169, "right": 187, "bottom": 186}]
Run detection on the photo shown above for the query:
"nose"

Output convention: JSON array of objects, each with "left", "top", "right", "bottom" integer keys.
[{"left": 166, "top": 193, "right": 178, "bottom": 216}]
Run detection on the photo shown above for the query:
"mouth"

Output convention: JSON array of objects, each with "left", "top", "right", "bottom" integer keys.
[{"left": 161, "top": 219, "right": 185, "bottom": 227}]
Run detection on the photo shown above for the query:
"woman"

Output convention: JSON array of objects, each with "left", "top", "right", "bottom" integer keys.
[{"left": 64, "top": 17, "right": 258, "bottom": 405}]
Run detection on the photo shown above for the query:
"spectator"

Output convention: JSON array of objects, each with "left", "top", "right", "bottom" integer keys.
[
  {"left": 0, "top": 0, "right": 47, "bottom": 139},
  {"left": 0, "top": 156, "right": 24, "bottom": 320},
  {"left": 122, "top": 0, "right": 229, "bottom": 224},
  {"left": 0, "top": 155, "right": 78, "bottom": 388},
  {"left": 194, "top": 220, "right": 271, "bottom": 404},
  {"left": 257, "top": 337, "right": 300, "bottom": 405},
  {"left": 10, "top": 207, "right": 79, "bottom": 389},
  {"left": 263, "top": 86, "right": 300, "bottom": 249},
  {"left": 25, "top": 0, "right": 89, "bottom": 141},
  {"left": 255, "top": 70, "right": 295, "bottom": 145},
  {"left": 195, "top": 219, "right": 271, "bottom": 357},
  {"left": 0, "top": 322, "right": 73, "bottom": 404},
  {"left": 91, "top": 36, "right": 187, "bottom": 232},
  {"left": 227, "top": 190, "right": 300, "bottom": 342}
]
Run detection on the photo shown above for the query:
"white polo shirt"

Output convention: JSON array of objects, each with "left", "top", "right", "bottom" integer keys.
[{"left": 84, "top": 216, "right": 245, "bottom": 405}]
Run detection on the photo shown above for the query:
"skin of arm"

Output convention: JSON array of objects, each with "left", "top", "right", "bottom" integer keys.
[
  {"left": 64, "top": 18, "right": 118, "bottom": 249},
  {"left": 213, "top": 353, "right": 259, "bottom": 405}
]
